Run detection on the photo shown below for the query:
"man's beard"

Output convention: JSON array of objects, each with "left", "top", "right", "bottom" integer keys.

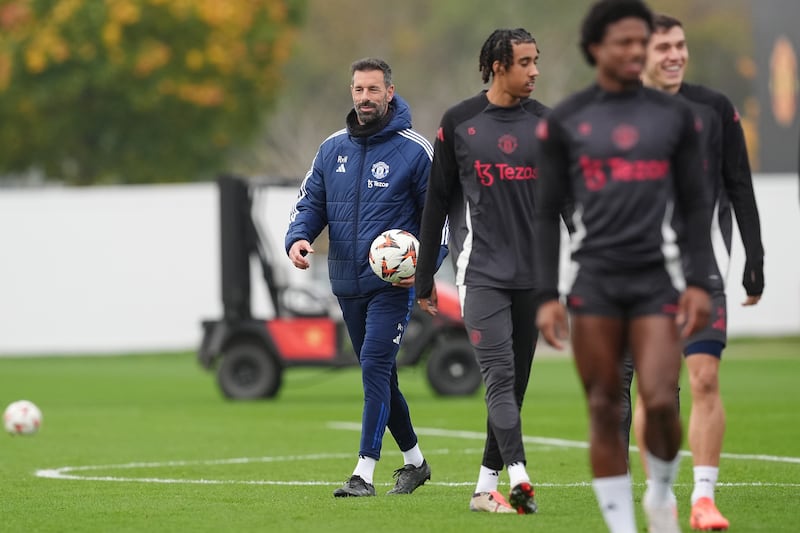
[{"left": 355, "top": 101, "right": 386, "bottom": 125}]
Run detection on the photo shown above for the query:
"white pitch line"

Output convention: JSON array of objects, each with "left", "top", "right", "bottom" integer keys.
[
  {"left": 34, "top": 465, "right": 800, "bottom": 489},
  {"left": 34, "top": 423, "right": 800, "bottom": 486},
  {"left": 34, "top": 473, "right": 344, "bottom": 486},
  {"left": 39, "top": 452, "right": 355, "bottom": 473},
  {"left": 34, "top": 449, "right": 470, "bottom": 485}
]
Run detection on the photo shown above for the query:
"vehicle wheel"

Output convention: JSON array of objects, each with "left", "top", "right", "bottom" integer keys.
[
  {"left": 426, "top": 338, "right": 482, "bottom": 396},
  {"left": 217, "top": 342, "right": 282, "bottom": 399}
]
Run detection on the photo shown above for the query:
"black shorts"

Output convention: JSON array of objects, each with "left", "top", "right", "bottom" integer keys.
[
  {"left": 684, "top": 290, "right": 727, "bottom": 355},
  {"left": 566, "top": 265, "right": 680, "bottom": 319}
]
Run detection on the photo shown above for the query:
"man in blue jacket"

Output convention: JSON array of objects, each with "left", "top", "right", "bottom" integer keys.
[{"left": 286, "top": 58, "right": 440, "bottom": 498}]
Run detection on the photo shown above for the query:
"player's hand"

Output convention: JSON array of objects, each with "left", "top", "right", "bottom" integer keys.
[
  {"left": 676, "top": 286, "right": 711, "bottom": 338},
  {"left": 393, "top": 275, "right": 415, "bottom": 289},
  {"left": 742, "top": 294, "right": 761, "bottom": 306},
  {"left": 742, "top": 260, "right": 764, "bottom": 298},
  {"left": 288, "top": 240, "right": 314, "bottom": 269},
  {"left": 417, "top": 284, "right": 438, "bottom": 316},
  {"left": 536, "top": 300, "right": 568, "bottom": 350}
]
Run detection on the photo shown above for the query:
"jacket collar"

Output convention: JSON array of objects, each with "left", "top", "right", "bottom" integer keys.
[{"left": 346, "top": 101, "right": 395, "bottom": 138}]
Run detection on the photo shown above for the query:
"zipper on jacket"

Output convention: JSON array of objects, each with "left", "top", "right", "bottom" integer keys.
[{"left": 354, "top": 142, "right": 367, "bottom": 295}]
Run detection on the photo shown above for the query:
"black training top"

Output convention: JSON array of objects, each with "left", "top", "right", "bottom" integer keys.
[
  {"left": 679, "top": 82, "right": 765, "bottom": 296},
  {"left": 415, "top": 91, "right": 548, "bottom": 299},
  {"left": 674, "top": 91, "right": 723, "bottom": 290},
  {"left": 533, "top": 83, "right": 714, "bottom": 301}
]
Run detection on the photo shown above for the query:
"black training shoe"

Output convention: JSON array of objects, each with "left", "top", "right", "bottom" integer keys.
[
  {"left": 333, "top": 475, "right": 376, "bottom": 497},
  {"left": 386, "top": 460, "right": 431, "bottom": 494},
  {"left": 508, "top": 482, "right": 538, "bottom": 514}
]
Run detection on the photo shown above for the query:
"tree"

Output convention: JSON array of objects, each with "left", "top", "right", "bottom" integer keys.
[{"left": 0, "top": 0, "right": 306, "bottom": 184}]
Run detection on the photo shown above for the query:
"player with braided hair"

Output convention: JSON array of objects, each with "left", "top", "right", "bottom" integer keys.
[
  {"left": 478, "top": 28, "right": 532, "bottom": 83},
  {"left": 416, "top": 27, "right": 551, "bottom": 514}
]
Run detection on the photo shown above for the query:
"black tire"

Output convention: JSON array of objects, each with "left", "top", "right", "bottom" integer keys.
[
  {"left": 426, "top": 338, "right": 482, "bottom": 396},
  {"left": 217, "top": 342, "right": 282, "bottom": 399}
]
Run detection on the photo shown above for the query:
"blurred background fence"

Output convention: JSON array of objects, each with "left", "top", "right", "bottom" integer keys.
[{"left": 0, "top": 175, "right": 796, "bottom": 356}]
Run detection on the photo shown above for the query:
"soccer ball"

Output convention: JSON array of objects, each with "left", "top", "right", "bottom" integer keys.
[
  {"left": 368, "top": 229, "right": 419, "bottom": 283},
  {"left": 3, "top": 400, "right": 42, "bottom": 436}
]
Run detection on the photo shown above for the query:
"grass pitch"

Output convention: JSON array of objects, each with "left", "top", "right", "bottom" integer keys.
[{"left": 1, "top": 336, "right": 798, "bottom": 532}]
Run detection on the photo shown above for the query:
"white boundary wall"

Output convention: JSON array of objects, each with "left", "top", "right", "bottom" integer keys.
[{"left": 0, "top": 176, "right": 798, "bottom": 356}]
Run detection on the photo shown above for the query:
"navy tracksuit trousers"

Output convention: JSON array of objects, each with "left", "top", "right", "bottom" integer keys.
[{"left": 338, "top": 286, "right": 419, "bottom": 460}]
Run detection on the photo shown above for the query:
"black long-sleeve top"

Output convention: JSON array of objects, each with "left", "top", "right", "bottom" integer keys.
[
  {"left": 679, "top": 82, "right": 765, "bottom": 296},
  {"left": 415, "top": 92, "right": 549, "bottom": 299},
  {"left": 533, "top": 84, "right": 714, "bottom": 302}
]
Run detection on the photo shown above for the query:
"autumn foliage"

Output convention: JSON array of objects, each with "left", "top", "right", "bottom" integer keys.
[{"left": 0, "top": 0, "right": 305, "bottom": 184}]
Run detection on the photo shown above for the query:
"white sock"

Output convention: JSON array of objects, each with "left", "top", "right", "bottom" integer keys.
[
  {"left": 401, "top": 444, "right": 424, "bottom": 468},
  {"left": 352, "top": 455, "right": 377, "bottom": 485},
  {"left": 645, "top": 479, "right": 677, "bottom": 506},
  {"left": 507, "top": 462, "right": 530, "bottom": 488},
  {"left": 643, "top": 452, "right": 681, "bottom": 508},
  {"left": 474, "top": 465, "right": 501, "bottom": 493},
  {"left": 691, "top": 465, "right": 719, "bottom": 504},
  {"left": 592, "top": 474, "right": 637, "bottom": 533}
]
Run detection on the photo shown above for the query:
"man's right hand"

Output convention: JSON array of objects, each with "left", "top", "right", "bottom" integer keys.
[
  {"left": 536, "top": 300, "right": 568, "bottom": 350},
  {"left": 288, "top": 240, "right": 314, "bottom": 269},
  {"left": 676, "top": 286, "right": 711, "bottom": 338}
]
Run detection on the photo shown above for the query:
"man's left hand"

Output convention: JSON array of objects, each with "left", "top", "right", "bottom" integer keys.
[
  {"left": 393, "top": 275, "right": 415, "bottom": 289},
  {"left": 416, "top": 283, "right": 438, "bottom": 316}
]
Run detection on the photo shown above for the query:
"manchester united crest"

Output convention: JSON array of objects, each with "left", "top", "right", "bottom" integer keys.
[
  {"left": 497, "top": 134, "right": 518, "bottom": 154},
  {"left": 612, "top": 124, "right": 639, "bottom": 151}
]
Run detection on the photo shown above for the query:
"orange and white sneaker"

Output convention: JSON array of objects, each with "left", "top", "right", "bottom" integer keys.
[
  {"left": 469, "top": 490, "right": 515, "bottom": 513},
  {"left": 690, "top": 497, "right": 729, "bottom": 531}
]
